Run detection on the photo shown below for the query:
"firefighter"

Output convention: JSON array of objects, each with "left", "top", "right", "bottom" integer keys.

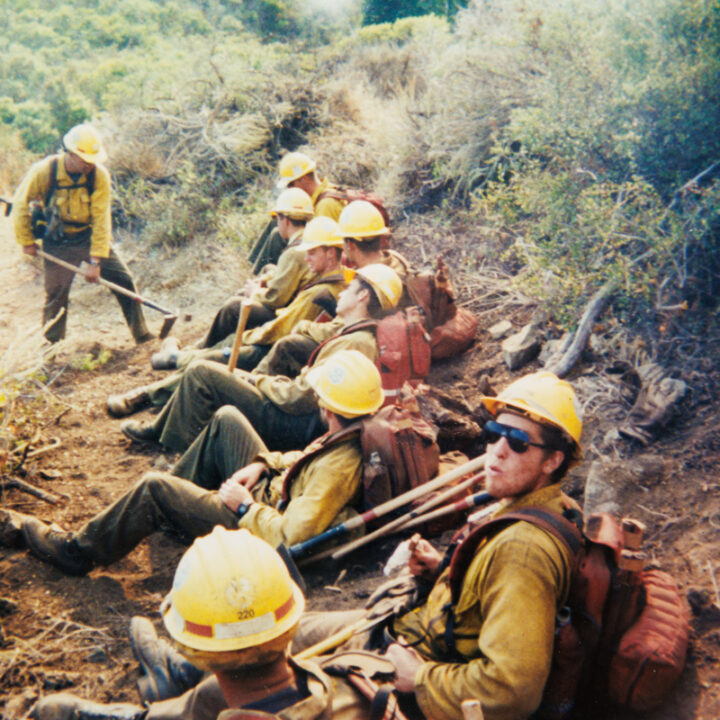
[
  {"left": 117, "top": 264, "right": 401, "bottom": 453},
  {"left": 0, "top": 351, "right": 383, "bottom": 572},
  {"left": 28, "top": 528, "right": 369, "bottom": 720},
  {"left": 11, "top": 123, "right": 152, "bottom": 344}
]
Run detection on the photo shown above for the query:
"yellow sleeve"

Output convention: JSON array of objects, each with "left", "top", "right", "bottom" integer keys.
[
  {"left": 89, "top": 164, "right": 112, "bottom": 257},
  {"left": 414, "top": 532, "right": 566, "bottom": 720},
  {"left": 252, "top": 248, "right": 314, "bottom": 309},
  {"left": 239, "top": 440, "right": 362, "bottom": 546},
  {"left": 314, "top": 196, "right": 344, "bottom": 221},
  {"left": 242, "top": 278, "right": 344, "bottom": 347},
  {"left": 255, "top": 329, "right": 378, "bottom": 415},
  {"left": 11, "top": 158, "right": 52, "bottom": 247}
]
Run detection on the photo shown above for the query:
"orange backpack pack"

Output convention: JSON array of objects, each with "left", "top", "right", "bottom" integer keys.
[
  {"left": 445, "top": 509, "right": 689, "bottom": 718},
  {"left": 403, "top": 257, "right": 478, "bottom": 360}
]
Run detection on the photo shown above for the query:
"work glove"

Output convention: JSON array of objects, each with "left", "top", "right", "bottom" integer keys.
[
  {"left": 618, "top": 363, "right": 687, "bottom": 445},
  {"left": 364, "top": 571, "right": 425, "bottom": 619}
]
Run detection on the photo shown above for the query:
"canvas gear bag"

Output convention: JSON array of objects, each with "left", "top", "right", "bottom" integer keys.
[
  {"left": 403, "top": 257, "right": 478, "bottom": 360},
  {"left": 279, "top": 399, "right": 439, "bottom": 513},
  {"left": 308, "top": 310, "right": 432, "bottom": 401},
  {"left": 359, "top": 399, "right": 440, "bottom": 511},
  {"left": 443, "top": 509, "right": 689, "bottom": 718},
  {"left": 430, "top": 307, "right": 478, "bottom": 360},
  {"left": 374, "top": 307, "right": 431, "bottom": 400}
]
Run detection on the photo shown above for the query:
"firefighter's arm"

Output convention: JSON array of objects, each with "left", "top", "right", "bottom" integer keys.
[
  {"left": 413, "top": 533, "right": 564, "bottom": 720},
  {"left": 238, "top": 440, "right": 362, "bottom": 547},
  {"left": 88, "top": 165, "right": 112, "bottom": 258},
  {"left": 11, "top": 161, "right": 48, "bottom": 248}
]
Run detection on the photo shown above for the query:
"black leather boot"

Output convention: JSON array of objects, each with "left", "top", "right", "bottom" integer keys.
[{"left": 129, "top": 616, "right": 204, "bottom": 703}]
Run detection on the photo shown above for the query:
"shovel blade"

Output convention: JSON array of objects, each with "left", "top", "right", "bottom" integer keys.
[{"left": 158, "top": 314, "right": 178, "bottom": 339}]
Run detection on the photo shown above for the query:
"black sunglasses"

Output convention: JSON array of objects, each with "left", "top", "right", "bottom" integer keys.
[{"left": 483, "top": 420, "right": 548, "bottom": 454}]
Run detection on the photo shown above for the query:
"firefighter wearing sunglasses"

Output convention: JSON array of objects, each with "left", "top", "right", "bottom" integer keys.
[{"left": 27, "top": 370, "right": 583, "bottom": 720}]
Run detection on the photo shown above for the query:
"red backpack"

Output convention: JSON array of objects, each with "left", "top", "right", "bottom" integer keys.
[
  {"left": 445, "top": 509, "right": 689, "bottom": 718},
  {"left": 279, "top": 399, "right": 439, "bottom": 513},
  {"left": 334, "top": 309, "right": 431, "bottom": 402}
]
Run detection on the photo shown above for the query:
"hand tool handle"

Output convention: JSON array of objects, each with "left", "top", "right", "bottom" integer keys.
[
  {"left": 331, "top": 472, "right": 487, "bottom": 561},
  {"left": 290, "top": 454, "right": 486, "bottom": 559},
  {"left": 227, "top": 301, "right": 252, "bottom": 372},
  {"left": 36, "top": 247, "right": 175, "bottom": 316}
]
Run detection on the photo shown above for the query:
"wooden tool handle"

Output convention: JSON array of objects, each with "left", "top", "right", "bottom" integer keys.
[
  {"left": 227, "top": 301, "right": 252, "bottom": 372},
  {"left": 331, "top": 471, "right": 486, "bottom": 561},
  {"left": 462, "top": 700, "right": 485, "bottom": 720}
]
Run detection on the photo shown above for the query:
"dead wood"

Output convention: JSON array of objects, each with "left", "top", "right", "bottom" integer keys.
[
  {"left": 544, "top": 281, "right": 615, "bottom": 378},
  {"left": 0, "top": 476, "right": 63, "bottom": 505}
]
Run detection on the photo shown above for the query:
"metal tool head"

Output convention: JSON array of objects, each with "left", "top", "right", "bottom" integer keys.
[{"left": 158, "top": 313, "right": 178, "bottom": 339}]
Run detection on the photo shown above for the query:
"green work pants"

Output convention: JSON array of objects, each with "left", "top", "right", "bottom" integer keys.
[
  {"left": 150, "top": 360, "right": 323, "bottom": 453},
  {"left": 254, "top": 334, "right": 319, "bottom": 378},
  {"left": 42, "top": 240, "right": 149, "bottom": 343},
  {"left": 74, "top": 406, "right": 266, "bottom": 566},
  {"left": 145, "top": 344, "right": 268, "bottom": 407},
  {"left": 197, "top": 298, "right": 275, "bottom": 349}
]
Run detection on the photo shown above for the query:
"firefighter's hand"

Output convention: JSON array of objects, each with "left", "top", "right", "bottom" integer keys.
[
  {"left": 408, "top": 533, "right": 442, "bottom": 582},
  {"left": 23, "top": 244, "right": 37, "bottom": 257},
  {"left": 243, "top": 278, "right": 261, "bottom": 296},
  {"left": 219, "top": 477, "right": 254, "bottom": 512},
  {"left": 227, "top": 461, "right": 268, "bottom": 491},
  {"left": 386, "top": 642, "right": 424, "bottom": 694},
  {"left": 85, "top": 261, "right": 100, "bottom": 283}
]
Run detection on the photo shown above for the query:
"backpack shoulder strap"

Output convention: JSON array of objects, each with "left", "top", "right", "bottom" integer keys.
[
  {"left": 447, "top": 507, "right": 583, "bottom": 603},
  {"left": 306, "top": 320, "right": 378, "bottom": 367},
  {"left": 299, "top": 272, "right": 346, "bottom": 293},
  {"left": 45, "top": 157, "right": 59, "bottom": 207},
  {"left": 280, "top": 424, "right": 362, "bottom": 503}
]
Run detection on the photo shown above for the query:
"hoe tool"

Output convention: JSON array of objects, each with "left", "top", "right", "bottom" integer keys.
[{"left": 35, "top": 246, "right": 178, "bottom": 338}]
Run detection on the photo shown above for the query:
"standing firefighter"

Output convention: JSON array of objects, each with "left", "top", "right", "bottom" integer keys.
[{"left": 11, "top": 123, "right": 152, "bottom": 344}]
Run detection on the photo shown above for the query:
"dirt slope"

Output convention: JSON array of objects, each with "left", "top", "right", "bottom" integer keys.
[{"left": 1, "top": 215, "right": 719, "bottom": 719}]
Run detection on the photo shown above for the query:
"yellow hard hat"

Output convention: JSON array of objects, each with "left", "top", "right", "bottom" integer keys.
[
  {"left": 295, "top": 216, "right": 344, "bottom": 251},
  {"left": 306, "top": 349, "right": 383, "bottom": 418},
  {"left": 335, "top": 200, "right": 389, "bottom": 239},
  {"left": 162, "top": 527, "right": 304, "bottom": 664},
  {"left": 270, "top": 187, "right": 314, "bottom": 221},
  {"left": 276, "top": 152, "right": 317, "bottom": 189},
  {"left": 481, "top": 371, "right": 583, "bottom": 461},
  {"left": 63, "top": 123, "right": 107, "bottom": 164},
  {"left": 344, "top": 263, "right": 403, "bottom": 311}
]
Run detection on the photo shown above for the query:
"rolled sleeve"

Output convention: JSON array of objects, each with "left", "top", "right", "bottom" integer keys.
[{"left": 89, "top": 165, "right": 112, "bottom": 257}]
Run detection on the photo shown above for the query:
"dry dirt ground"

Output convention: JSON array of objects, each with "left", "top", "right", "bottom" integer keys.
[{"left": 1, "top": 214, "right": 719, "bottom": 719}]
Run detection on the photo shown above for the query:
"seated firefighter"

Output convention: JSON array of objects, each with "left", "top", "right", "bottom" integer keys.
[
  {"left": 248, "top": 150, "right": 347, "bottom": 273},
  {"left": 108, "top": 215, "right": 347, "bottom": 419},
  {"left": 338, "top": 200, "right": 411, "bottom": 277},
  {"left": 26, "top": 371, "right": 585, "bottom": 720},
  {"left": 118, "top": 263, "right": 402, "bottom": 453},
  {"left": 0, "top": 350, "right": 384, "bottom": 574},
  {"left": 29, "top": 528, "right": 372, "bottom": 720},
  {"left": 167, "top": 186, "right": 316, "bottom": 363},
  {"left": 249, "top": 201, "right": 416, "bottom": 378}
]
